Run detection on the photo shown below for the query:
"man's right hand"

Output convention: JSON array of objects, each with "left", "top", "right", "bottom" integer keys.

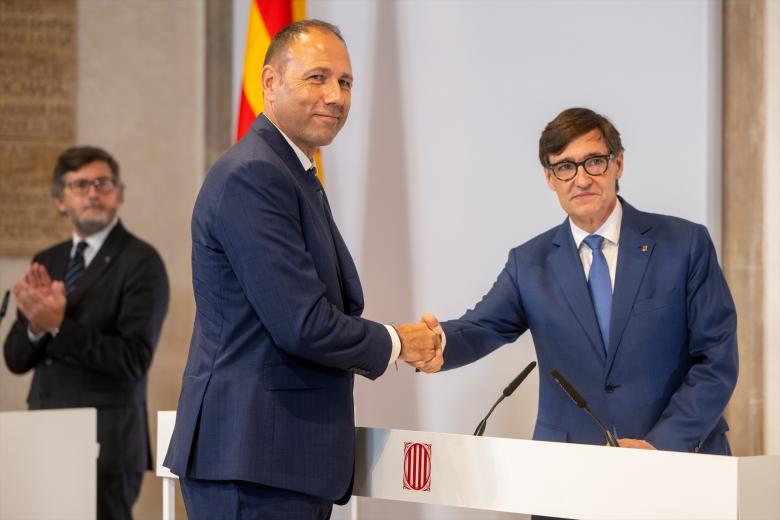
[
  {"left": 417, "top": 313, "right": 444, "bottom": 373},
  {"left": 13, "top": 263, "right": 66, "bottom": 335},
  {"left": 395, "top": 322, "right": 441, "bottom": 366}
]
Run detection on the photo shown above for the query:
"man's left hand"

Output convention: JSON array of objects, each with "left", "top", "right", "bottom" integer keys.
[{"left": 618, "top": 438, "right": 657, "bottom": 450}]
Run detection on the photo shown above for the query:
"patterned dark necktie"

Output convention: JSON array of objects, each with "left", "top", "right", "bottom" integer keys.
[
  {"left": 308, "top": 166, "right": 346, "bottom": 300},
  {"left": 64, "top": 241, "right": 88, "bottom": 294},
  {"left": 308, "top": 166, "right": 326, "bottom": 205},
  {"left": 584, "top": 234, "right": 612, "bottom": 353}
]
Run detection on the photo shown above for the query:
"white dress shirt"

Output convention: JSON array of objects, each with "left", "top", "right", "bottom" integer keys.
[
  {"left": 69, "top": 217, "right": 118, "bottom": 269},
  {"left": 569, "top": 199, "right": 623, "bottom": 290}
]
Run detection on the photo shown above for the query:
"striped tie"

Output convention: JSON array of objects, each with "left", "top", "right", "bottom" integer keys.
[
  {"left": 64, "top": 241, "right": 88, "bottom": 294},
  {"left": 584, "top": 234, "right": 612, "bottom": 353}
]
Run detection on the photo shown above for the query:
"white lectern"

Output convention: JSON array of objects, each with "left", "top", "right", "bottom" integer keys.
[
  {"left": 156, "top": 411, "right": 779, "bottom": 519},
  {"left": 355, "top": 427, "right": 780, "bottom": 519},
  {"left": 0, "top": 408, "right": 99, "bottom": 520}
]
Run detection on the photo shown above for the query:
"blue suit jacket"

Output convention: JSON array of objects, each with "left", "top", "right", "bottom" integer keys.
[
  {"left": 164, "top": 115, "right": 392, "bottom": 501},
  {"left": 441, "top": 199, "right": 738, "bottom": 454}
]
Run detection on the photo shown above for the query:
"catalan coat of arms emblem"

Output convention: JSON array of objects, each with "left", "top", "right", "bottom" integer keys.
[{"left": 403, "top": 442, "right": 431, "bottom": 491}]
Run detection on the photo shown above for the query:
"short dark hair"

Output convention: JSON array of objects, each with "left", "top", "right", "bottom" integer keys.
[
  {"left": 263, "top": 19, "right": 345, "bottom": 69},
  {"left": 538, "top": 107, "right": 624, "bottom": 167},
  {"left": 52, "top": 146, "right": 120, "bottom": 198}
]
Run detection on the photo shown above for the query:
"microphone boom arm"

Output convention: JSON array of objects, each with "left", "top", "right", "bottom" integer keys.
[{"left": 473, "top": 361, "right": 536, "bottom": 437}]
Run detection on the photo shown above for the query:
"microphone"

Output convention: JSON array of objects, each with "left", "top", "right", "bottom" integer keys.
[
  {"left": 551, "top": 369, "right": 619, "bottom": 447},
  {"left": 0, "top": 290, "right": 9, "bottom": 325},
  {"left": 473, "top": 361, "right": 536, "bottom": 436}
]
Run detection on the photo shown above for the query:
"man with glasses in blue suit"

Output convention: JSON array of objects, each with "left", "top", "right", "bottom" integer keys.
[
  {"left": 4, "top": 146, "right": 170, "bottom": 520},
  {"left": 423, "top": 107, "right": 738, "bottom": 456}
]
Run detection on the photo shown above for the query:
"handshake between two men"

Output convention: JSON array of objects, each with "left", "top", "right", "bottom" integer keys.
[{"left": 394, "top": 313, "right": 444, "bottom": 374}]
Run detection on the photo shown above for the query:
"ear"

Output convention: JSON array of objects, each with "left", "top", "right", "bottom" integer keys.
[
  {"left": 261, "top": 65, "right": 276, "bottom": 101},
  {"left": 544, "top": 169, "right": 557, "bottom": 191},
  {"left": 52, "top": 197, "right": 66, "bottom": 215},
  {"left": 614, "top": 152, "right": 624, "bottom": 181}
]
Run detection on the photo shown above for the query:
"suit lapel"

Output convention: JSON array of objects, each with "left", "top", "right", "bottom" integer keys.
[
  {"left": 67, "top": 222, "right": 127, "bottom": 309},
  {"left": 48, "top": 242, "right": 72, "bottom": 281},
  {"left": 320, "top": 194, "right": 363, "bottom": 314},
  {"left": 313, "top": 180, "right": 350, "bottom": 306},
  {"left": 606, "top": 200, "right": 654, "bottom": 372},
  {"left": 253, "top": 114, "right": 307, "bottom": 178},
  {"left": 549, "top": 221, "right": 606, "bottom": 360}
]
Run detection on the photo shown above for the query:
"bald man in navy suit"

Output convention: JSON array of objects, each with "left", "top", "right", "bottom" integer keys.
[{"left": 164, "top": 20, "right": 441, "bottom": 519}]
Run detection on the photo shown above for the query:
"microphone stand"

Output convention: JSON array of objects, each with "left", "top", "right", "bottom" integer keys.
[
  {"left": 474, "top": 361, "right": 536, "bottom": 437},
  {"left": 474, "top": 395, "right": 504, "bottom": 436}
]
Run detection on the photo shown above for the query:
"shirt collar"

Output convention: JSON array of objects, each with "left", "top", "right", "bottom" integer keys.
[
  {"left": 569, "top": 198, "right": 623, "bottom": 249},
  {"left": 266, "top": 117, "right": 314, "bottom": 172},
  {"left": 71, "top": 217, "right": 118, "bottom": 256}
]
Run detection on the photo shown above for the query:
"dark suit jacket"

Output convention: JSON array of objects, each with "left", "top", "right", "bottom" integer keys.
[
  {"left": 441, "top": 199, "right": 738, "bottom": 454},
  {"left": 164, "top": 114, "right": 392, "bottom": 502},
  {"left": 4, "top": 221, "right": 169, "bottom": 473}
]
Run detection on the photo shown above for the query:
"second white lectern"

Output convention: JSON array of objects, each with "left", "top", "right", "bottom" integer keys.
[{"left": 0, "top": 408, "right": 98, "bottom": 520}]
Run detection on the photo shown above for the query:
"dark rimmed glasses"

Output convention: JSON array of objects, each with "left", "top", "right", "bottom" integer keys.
[
  {"left": 65, "top": 177, "right": 119, "bottom": 195},
  {"left": 547, "top": 154, "right": 614, "bottom": 181}
]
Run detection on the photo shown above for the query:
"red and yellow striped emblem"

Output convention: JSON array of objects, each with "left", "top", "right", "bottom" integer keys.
[{"left": 403, "top": 442, "right": 432, "bottom": 491}]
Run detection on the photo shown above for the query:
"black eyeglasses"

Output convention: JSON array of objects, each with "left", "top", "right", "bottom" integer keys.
[
  {"left": 65, "top": 177, "right": 119, "bottom": 195},
  {"left": 547, "top": 154, "right": 614, "bottom": 181}
]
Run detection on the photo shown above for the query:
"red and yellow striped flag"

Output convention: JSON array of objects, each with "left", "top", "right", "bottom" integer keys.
[{"left": 236, "top": 0, "right": 325, "bottom": 183}]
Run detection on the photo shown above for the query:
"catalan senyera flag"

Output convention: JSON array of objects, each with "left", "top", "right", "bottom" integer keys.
[{"left": 236, "top": 0, "right": 325, "bottom": 184}]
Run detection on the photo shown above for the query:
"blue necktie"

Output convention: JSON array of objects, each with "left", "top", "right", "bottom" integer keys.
[
  {"left": 64, "top": 241, "right": 88, "bottom": 295},
  {"left": 584, "top": 235, "right": 612, "bottom": 353}
]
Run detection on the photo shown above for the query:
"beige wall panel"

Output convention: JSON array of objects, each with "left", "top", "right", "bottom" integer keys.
[
  {"left": 0, "top": 0, "right": 76, "bottom": 256},
  {"left": 0, "top": 260, "right": 34, "bottom": 411},
  {"left": 723, "top": 0, "right": 765, "bottom": 456}
]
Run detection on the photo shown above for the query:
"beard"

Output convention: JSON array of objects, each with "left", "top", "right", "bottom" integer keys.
[{"left": 69, "top": 207, "right": 116, "bottom": 236}]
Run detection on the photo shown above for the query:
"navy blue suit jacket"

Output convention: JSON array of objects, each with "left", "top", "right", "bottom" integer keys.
[
  {"left": 164, "top": 115, "right": 392, "bottom": 502},
  {"left": 441, "top": 199, "right": 738, "bottom": 454},
  {"left": 4, "top": 221, "right": 169, "bottom": 474}
]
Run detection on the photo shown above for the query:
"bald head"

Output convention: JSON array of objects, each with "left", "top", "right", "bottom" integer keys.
[
  {"left": 264, "top": 19, "right": 345, "bottom": 73},
  {"left": 260, "top": 19, "right": 353, "bottom": 159}
]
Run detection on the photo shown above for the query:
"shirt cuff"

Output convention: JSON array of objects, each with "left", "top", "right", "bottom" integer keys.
[
  {"left": 27, "top": 326, "right": 47, "bottom": 344},
  {"left": 384, "top": 324, "right": 402, "bottom": 365}
]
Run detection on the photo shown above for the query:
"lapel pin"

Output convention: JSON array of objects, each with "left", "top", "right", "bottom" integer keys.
[
  {"left": 104, "top": 256, "right": 111, "bottom": 263},
  {"left": 641, "top": 245, "right": 648, "bottom": 252}
]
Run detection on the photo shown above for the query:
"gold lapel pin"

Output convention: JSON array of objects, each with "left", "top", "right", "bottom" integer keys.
[
  {"left": 104, "top": 256, "right": 111, "bottom": 263},
  {"left": 641, "top": 245, "right": 649, "bottom": 252}
]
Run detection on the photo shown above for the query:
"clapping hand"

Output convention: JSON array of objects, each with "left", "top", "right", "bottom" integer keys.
[{"left": 13, "top": 263, "right": 66, "bottom": 334}]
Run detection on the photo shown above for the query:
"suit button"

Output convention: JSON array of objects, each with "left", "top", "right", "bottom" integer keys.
[
  {"left": 605, "top": 384, "right": 616, "bottom": 393},
  {"left": 44, "top": 358, "right": 53, "bottom": 366}
]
